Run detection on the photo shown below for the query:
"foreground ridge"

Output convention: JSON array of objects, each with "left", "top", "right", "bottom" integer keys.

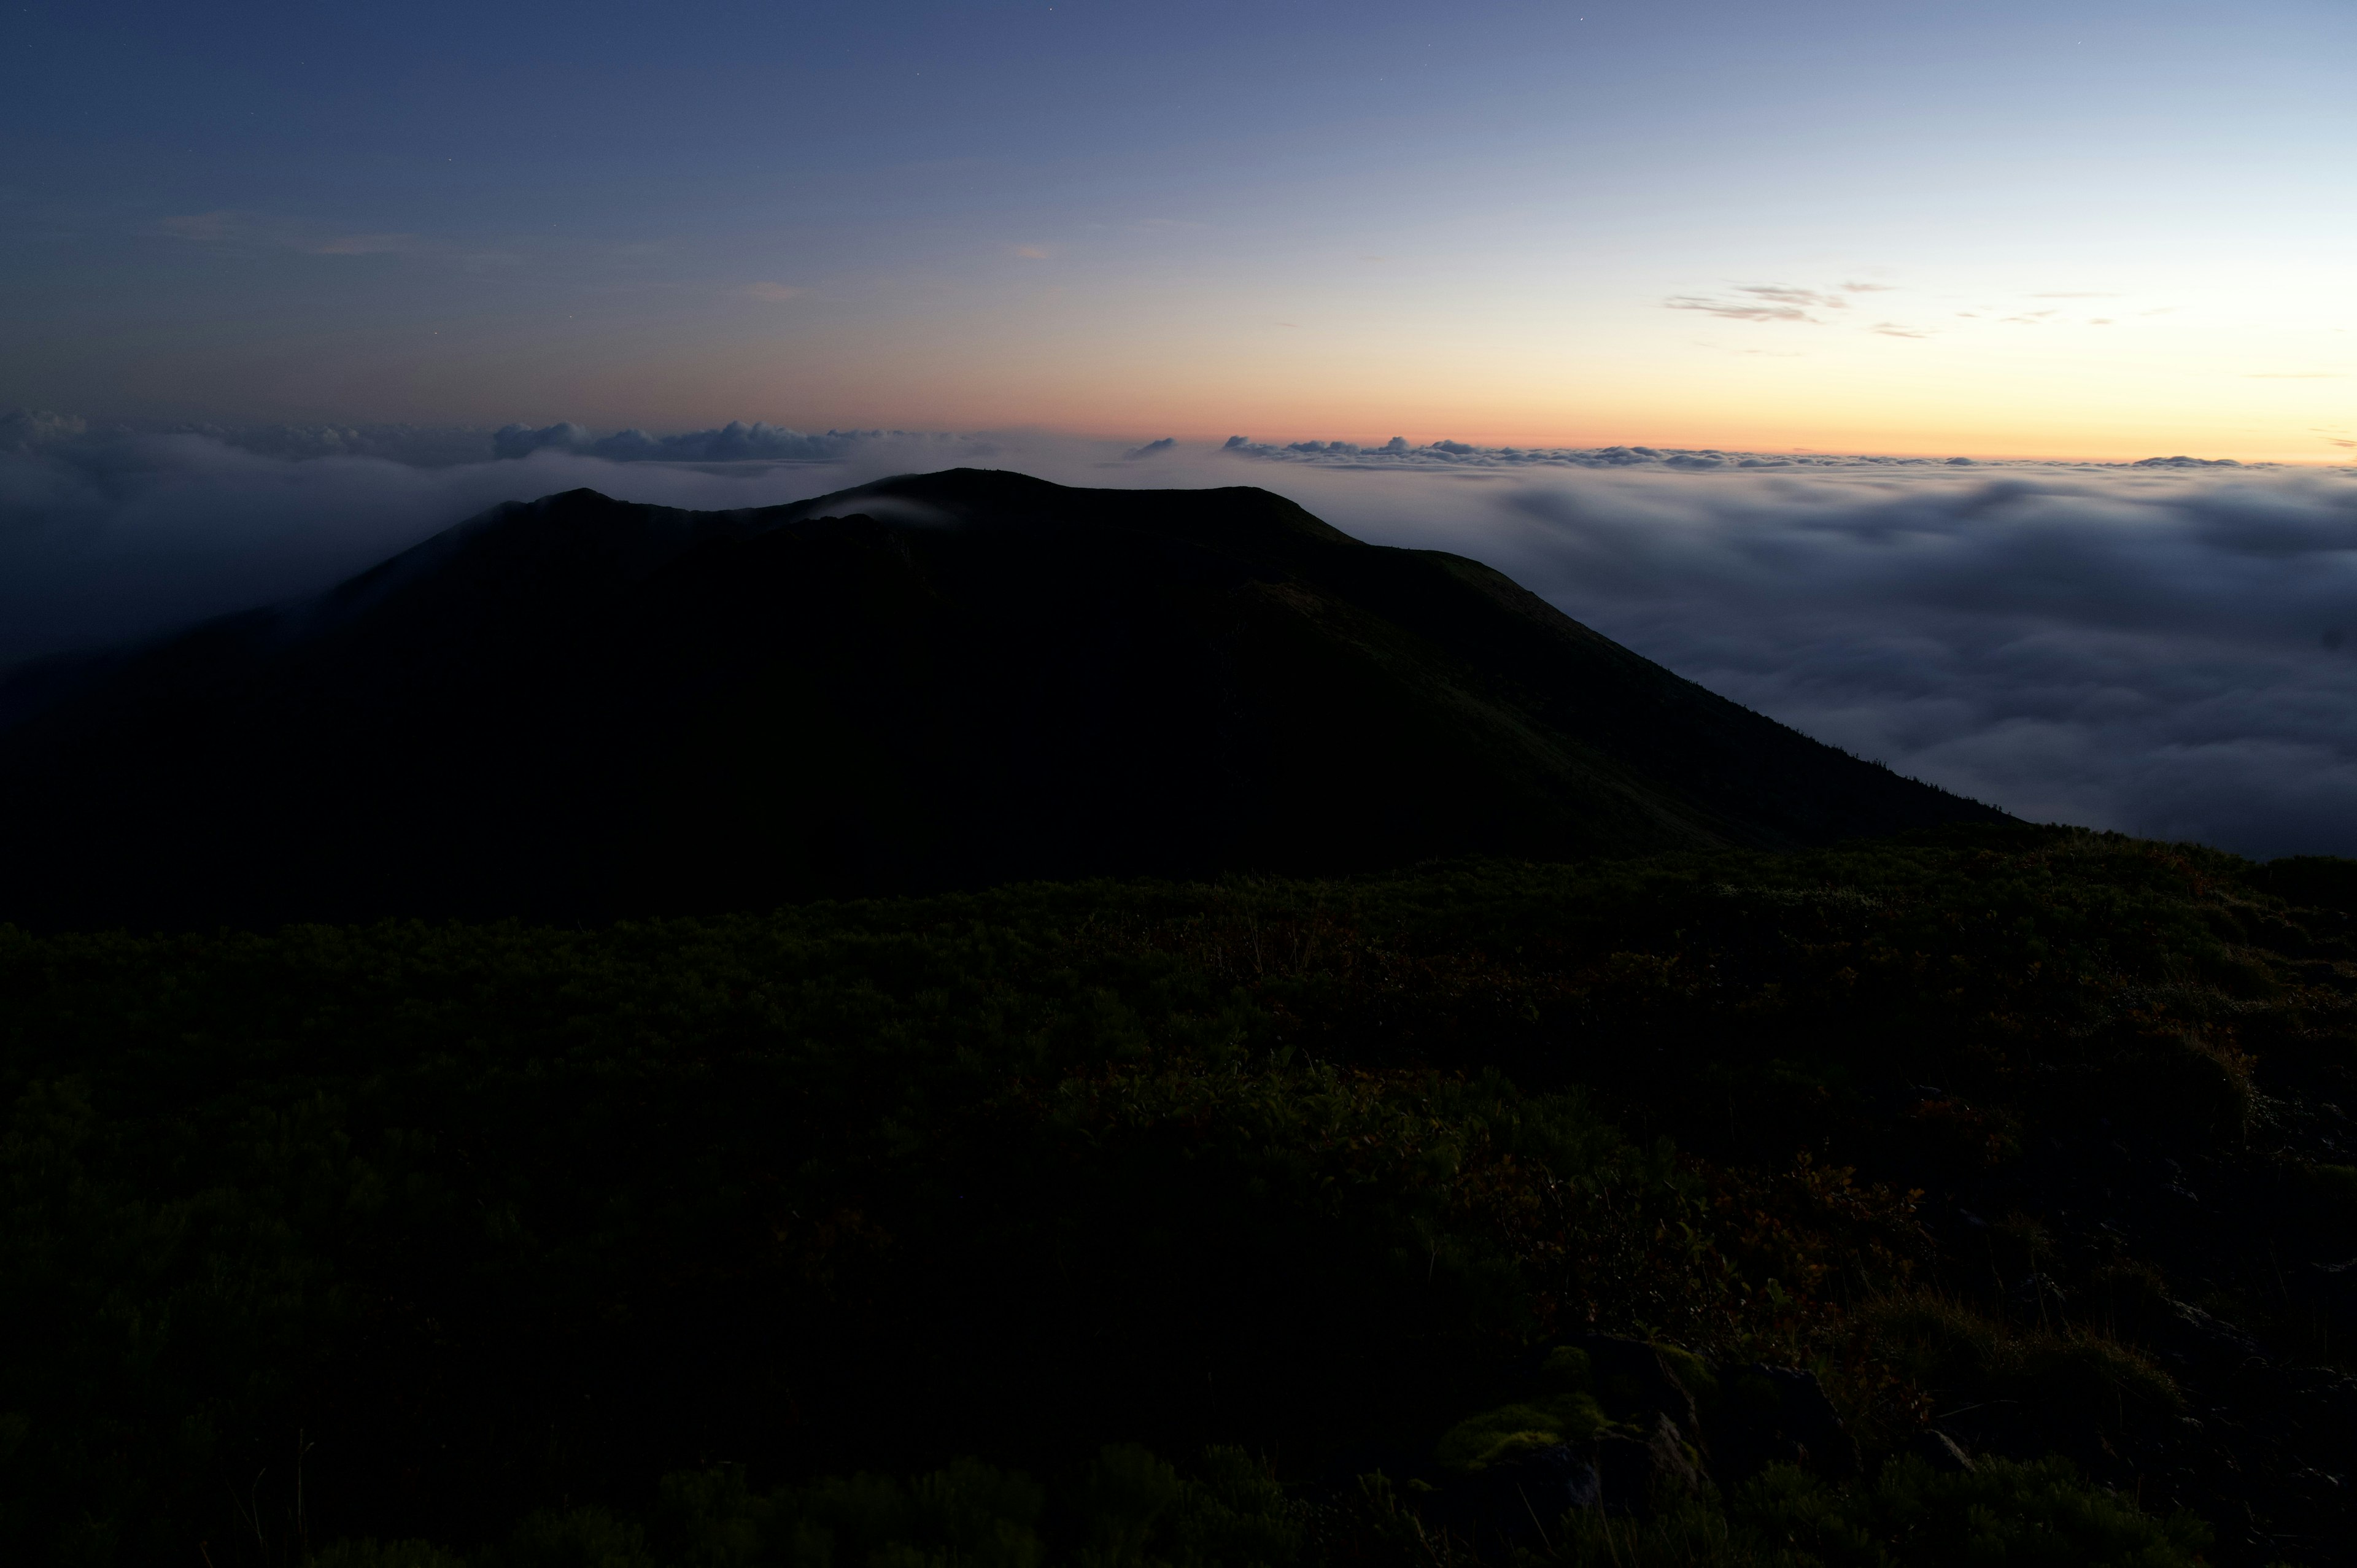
[{"left": 2, "top": 832, "right": 2348, "bottom": 1564}]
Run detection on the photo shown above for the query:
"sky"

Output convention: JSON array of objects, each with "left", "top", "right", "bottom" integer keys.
[{"left": 3, "top": 0, "right": 2353, "bottom": 461}]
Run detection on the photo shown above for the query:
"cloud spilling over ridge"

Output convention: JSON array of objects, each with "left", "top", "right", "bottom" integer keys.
[
  {"left": 1354, "top": 463, "right": 2357, "bottom": 859},
  {"left": 5, "top": 409, "right": 2356, "bottom": 857}
]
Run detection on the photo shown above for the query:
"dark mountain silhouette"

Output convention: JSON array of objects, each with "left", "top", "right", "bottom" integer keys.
[{"left": 0, "top": 469, "right": 2007, "bottom": 927}]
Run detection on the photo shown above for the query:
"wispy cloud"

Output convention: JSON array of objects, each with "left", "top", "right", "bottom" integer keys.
[
  {"left": 306, "top": 233, "right": 419, "bottom": 256},
  {"left": 1013, "top": 244, "right": 1051, "bottom": 260},
  {"left": 1870, "top": 323, "right": 1932, "bottom": 339},
  {"left": 1666, "top": 299, "right": 1812, "bottom": 322},
  {"left": 158, "top": 211, "right": 241, "bottom": 244},
  {"left": 1666, "top": 288, "right": 1824, "bottom": 322},
  {"left": 1665, "top": 282, "right": 1898, "bottom": 324},
  {"left": 158, "top": 210, "right": 452, "bottom": 263},
  {"left": 159, "top": 210, "right": 348, "bottom": 253}
]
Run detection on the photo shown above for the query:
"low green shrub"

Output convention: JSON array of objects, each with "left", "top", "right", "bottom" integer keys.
[
  {"left": 1551, "top": 1456, "right": 2208, "bottom": 1568},
  {"left": 349, "top": 1446, "right": 1302, "bottom": 1568},
  {"left": 316, "top": 1451, "right": 2205, "bottom": 1568},
  {"left": 311, "top": 1545, "right": 470, "bottom": 1568},
  {"left": 1857, "top": 1293, "right": 2181, "bottom": 1461}
]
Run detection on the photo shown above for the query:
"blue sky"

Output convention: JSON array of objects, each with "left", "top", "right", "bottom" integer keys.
[{"left": 4, "top": 0, "right": 2351, "bottom": 457}]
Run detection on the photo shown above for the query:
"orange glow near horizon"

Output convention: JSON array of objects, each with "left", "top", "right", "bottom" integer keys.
[
  {"left": 85, "top": 210, "right": 2348, "bottom": 470},
  {"left": 484, "top": 253, "right": 2351, "bottom": 469}
]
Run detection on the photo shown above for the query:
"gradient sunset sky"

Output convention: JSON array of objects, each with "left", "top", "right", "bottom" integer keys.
[{"left": 5, "top": 0, "right": 2351, "bottom": 461}]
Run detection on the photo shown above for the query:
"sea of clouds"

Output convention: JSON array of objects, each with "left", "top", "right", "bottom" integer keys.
[{"left": 7, "top": 408, "right": 2356, "bottom": 858}]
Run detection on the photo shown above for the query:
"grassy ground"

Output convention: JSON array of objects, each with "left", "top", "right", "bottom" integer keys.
[{"left": 2, "top": 825, "right": 2350, "bottom": 1565}]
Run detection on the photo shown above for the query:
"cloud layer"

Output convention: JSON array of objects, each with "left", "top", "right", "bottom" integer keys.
[
  {"left": 1409, "top": 465, "right": 2357, "bottom": 859},
  {"left": 6, "top": 411, "right": 2355, "bottom": 858}
]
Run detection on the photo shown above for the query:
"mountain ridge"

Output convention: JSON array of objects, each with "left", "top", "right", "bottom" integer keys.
[{"left": 0, "top": 468, "right": 2007, "bottom": 928}]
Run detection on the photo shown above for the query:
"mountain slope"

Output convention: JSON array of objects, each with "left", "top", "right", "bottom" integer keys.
[{"left": 0, "top": 468, "right": 2007, "bottom": 926}]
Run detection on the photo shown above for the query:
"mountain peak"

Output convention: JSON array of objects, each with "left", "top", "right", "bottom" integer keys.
[{"left": 0, "top": 470, "right": 2005, "bottom": 927}]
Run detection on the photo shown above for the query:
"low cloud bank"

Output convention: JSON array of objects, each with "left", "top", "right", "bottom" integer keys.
[
  {"left": 1215, "top": 433, "right": 2256, "bottom": 474},
  {"left": 1382, "top": 463, "right": 2357, "bottom": 859},
  {"left": 6, "top": 409, "right": 2355, "bottom": 857}
]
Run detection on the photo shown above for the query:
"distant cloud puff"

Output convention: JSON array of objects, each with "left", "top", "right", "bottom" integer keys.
[
  {"left": 0, "top": 408, "right": 90, "bottom": 450},
  {"left": 491, "top": 420, "right": 859, "bottom": 463},
  {"left": 490, "top": 422, "right": 594, "bottom": 458}
]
